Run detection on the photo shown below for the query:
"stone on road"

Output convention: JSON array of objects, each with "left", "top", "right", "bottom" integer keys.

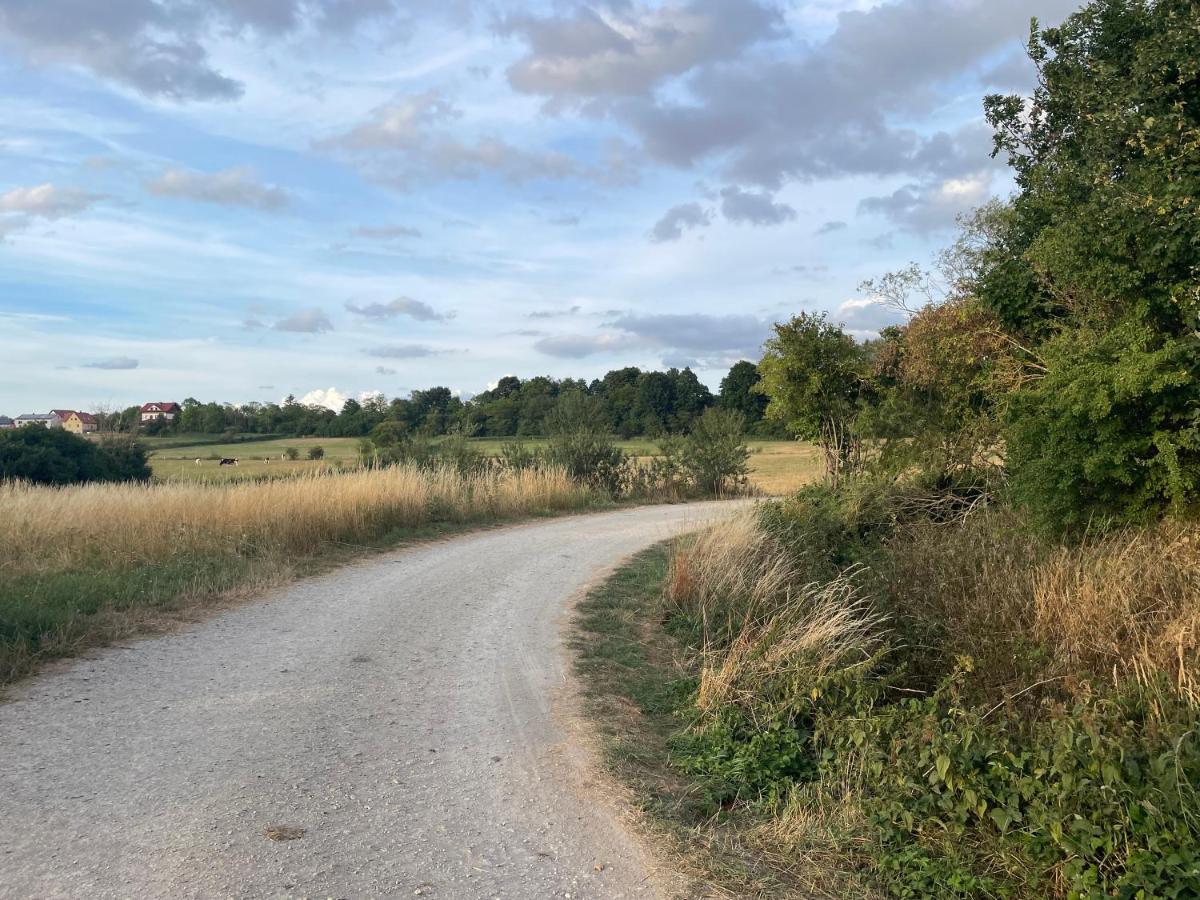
[{"left": 0, "top": 501, "right": 743, "bottom": 899}]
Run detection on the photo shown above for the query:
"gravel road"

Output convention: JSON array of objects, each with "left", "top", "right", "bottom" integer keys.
[{"left": 1, "top": 501, "right": 743, "bottom": 900}]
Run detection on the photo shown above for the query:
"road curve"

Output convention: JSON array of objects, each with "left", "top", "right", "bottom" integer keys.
[{"left": 1, "top": 501, "right": 743, "bottom": 900}]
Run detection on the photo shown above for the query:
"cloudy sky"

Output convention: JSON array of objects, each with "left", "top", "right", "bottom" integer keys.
[{"left": 0, "top": 0, "right": 1082, "bottom": 412}]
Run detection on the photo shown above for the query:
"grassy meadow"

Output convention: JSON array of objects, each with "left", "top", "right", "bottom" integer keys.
[{"left": 147, "top": 435, "right": 822, "bottom": 494}]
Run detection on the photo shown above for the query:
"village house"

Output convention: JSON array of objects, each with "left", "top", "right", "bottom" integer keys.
[
  {"left": 140, "top": 402, "right": 180, "bottom": 424},
  {"left": 0, "top": 416, "right": 14, "bottom": 429},
  {"left": 15, "top": 413, "right": 62, "bottom": 428},
  {"left": 63, "top": 411, "right": 98, "bottom": 434}
]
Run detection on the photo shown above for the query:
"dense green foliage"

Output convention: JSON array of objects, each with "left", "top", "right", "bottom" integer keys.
[
  {"left": 978, "top": 0, "right": 1200, "bottom": 527},
  {"left": 99, "top": 362, "right": 760, "bottom": 442},
  {"left": 757, "top": 313, "right": 868, "bottom": 484},
  {"left": 747, "top": 0, "right": 1200, "bottom": 532},
  {"left": 0, "top": 428, "right": 151, "bottom": 485}
]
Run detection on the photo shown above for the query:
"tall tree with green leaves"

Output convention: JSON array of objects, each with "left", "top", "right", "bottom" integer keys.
[
  {"left": 756, "top": 313, "right": 867, "bottom": 485},
  {"left": 979, "top": 0, "right": 1200, "bottom": 528}
]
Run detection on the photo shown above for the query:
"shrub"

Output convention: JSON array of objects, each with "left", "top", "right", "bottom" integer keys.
[
  {"left": 659, "top": 479, "right": 1200, "bottom": 897},
  {"left": 306, "top": 446, "right": 325, "bottom": 460},
  {"left": 682, "top": 407, "right": 750, "bottom": 496},
  {"left": 0, "top": 427, "right": 150, "bottom": 485},
  {"left": 1006, "top": 319, "right": 1200, "bottom": 532},
  {"left": 283, "top": 446, "right": 300, "bottom": 461},
  {"left": 545, "top": 392, "right": 631, "bottom": 496}
]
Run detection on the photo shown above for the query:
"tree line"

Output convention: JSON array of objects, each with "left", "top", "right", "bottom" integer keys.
[{"left": 99, "top": 361, "right": 783, "bottom": 441}]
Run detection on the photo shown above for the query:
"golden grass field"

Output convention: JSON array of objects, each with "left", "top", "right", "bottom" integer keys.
[
  {"left": 149, "top": 436, "right": 823, "bottom": 494},
  {"left": 0, "top": 465, "right": 598, "bottom": 681},
  {"left": 2, "top": 465, "right": 591, "bottom": 576}
]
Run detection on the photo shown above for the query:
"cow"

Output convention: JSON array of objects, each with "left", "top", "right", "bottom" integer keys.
[
  {"left": 194, "top": 458, "right": 201, "bottom": 465},
  {"left": 218, "top": 457, "right": 239, "bottom": 466}
]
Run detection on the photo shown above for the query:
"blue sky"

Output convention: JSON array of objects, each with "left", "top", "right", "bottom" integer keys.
[{"left": 0, "top": 0, "right": 1082, "bottom": 412}]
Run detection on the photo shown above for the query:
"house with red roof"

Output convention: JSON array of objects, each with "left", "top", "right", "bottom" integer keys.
[
  {"left": 140, "top": 402, "right": 180, "bottom": 424},
  {"left": 63, "top": 411, "right": 98, "bottom": 434}
]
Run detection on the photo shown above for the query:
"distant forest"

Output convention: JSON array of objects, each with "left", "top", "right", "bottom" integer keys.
[{"left": 102, "top": 361, "right": 786, "bottom": 439}]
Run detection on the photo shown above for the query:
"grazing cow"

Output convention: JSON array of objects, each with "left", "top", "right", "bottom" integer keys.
[
  {"left": 218, "top": 457, "right": 239, "bottom": 466},
  {"left": 194, "top": 458, "right": 201, "bottom": 465}
]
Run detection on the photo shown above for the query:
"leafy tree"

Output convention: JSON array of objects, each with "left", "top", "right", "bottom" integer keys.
[
  {"left": 683, "top": 407, "right": 750, "bottom": 495},
  {"left": 545, "top": 391, "right": 629, "bottom": 494},
  {"left": 667, "top": 367, "right": 714, "bottom": 432},
  {"left": 0, "top": 428, "right": 149, "bottom": 485},
  {"left": 718, "top": 360, "right": 770, "bottom": 430},
  {"left": 757, "top": 313, "right": 868, "bottom": 485},
  {"left": 307, "top": 446, "right": 325, "bottom": 460},
  {"left": 978, "top": 0, "right": 1200, "bottom": 527},
  {"left": 632, "top": 370, "right": 675, "bottom": 436}
]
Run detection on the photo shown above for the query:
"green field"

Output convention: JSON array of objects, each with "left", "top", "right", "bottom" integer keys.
[{"left": 149, "top": 435, "right": 822, "bottom": 493}]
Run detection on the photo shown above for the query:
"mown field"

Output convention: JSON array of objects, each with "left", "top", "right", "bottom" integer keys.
[{"left": 148, "top": 436, "right": 822, "bottom": 494}]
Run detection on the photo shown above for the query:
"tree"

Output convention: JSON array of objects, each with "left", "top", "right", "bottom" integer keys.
[
  {"left": 667, "top": 367, "right": 713, "bottom": 432},
  {"left": 545, "top": 391, "right": 628, "bottom": 494},
  {"left": 0, "top": 428, "right": 149, "bottom": 485},
  {"left": 756, "top": 313, "right": 867, "bottom": 485},
  {"left": 632, "top": 371, "right": 674, "bottom": 436},
  {"left": 717, "top": 361, "right": 769, "bottom": 429},
  {"left": 683, "top": 407, "right": 750, "bottom": 495},
  {"left": 977, "top": 0, "right": 1200, "bottom": 528}
]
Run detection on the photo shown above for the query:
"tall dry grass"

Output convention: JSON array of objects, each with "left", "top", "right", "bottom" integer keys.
[
  {"left": 1, "top": 465, "right": 596, "bottom": 683},
  {"left": 1032, "top": 520, "right": 1200, "bottom": 703},
  {"left": 1, "top": 464, "right": 592, "bottom": 577},
  {"left": 665, "top": 510, "right": 883, "bottom": 723}
]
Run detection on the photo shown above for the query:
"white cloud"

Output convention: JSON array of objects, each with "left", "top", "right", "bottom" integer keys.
[
  {"left": 298, "top": 387, "right": 346, "bottom": 410},
  {"left": 274, "top": 308, "right": 334, "bottom": 333},
  {"left": 145, "top": 166, "right": 290, "bottom": 211}
]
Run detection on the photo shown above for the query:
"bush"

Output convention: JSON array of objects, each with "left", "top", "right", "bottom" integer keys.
[
  {"left": 1006, "top": 319, "right": 1200, "bottom": 532},
  {"left": 660, "top": 478, "right": 1200, "bottom": 897},
  {"left": 283, "top": 447, "right": 300, "bottom": 461},
  {"left": 545, "top": 392, "right": 631, "bottom": 496},
  {"left": 682, "top": 407, "right": 750, "bottom": 495},
  {"left": 0, "top": 428, "right": 150, "bottom": 485},
  {"left": 306, "top": 446, "right": 325, "bottom": 460}
]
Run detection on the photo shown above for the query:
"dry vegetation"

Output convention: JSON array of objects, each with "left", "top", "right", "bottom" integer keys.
[
  {"left": 0, "top": 465, "right": 593, "bottom": 682},
  {"left": 579, "top": 502, "right": 1200, "bottom": 897},
  {"left": 2, "top": 465, "right": 587, "bottom": 574}
]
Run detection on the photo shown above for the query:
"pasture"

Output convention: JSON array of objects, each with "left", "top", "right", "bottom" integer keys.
[{"left": 149, "top": 436, "right": 822, "bottom": 494}]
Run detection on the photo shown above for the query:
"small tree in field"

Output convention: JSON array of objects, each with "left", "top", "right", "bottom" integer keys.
[
  {"left": 756, "top": 313, "right": 866, "bottom": 485},
  {"left": 307, "top": 446, "right": 325, "bottom": 460},
  {"left": 683, "top": 408, "right": 750, "bottom": 495},
  {"left": 545, "top": 391, "right": 628, "bottom": 495},
  {"left": 284, "top": 447, "right": 300, "bottom": 460}
]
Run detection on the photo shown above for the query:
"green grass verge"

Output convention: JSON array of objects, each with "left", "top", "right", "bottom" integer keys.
[{"left": 572, "top": 544, "right": 866, "bottom": 899}]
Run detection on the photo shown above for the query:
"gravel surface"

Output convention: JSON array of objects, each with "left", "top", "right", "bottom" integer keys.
[{"left": 1, "top": 501, "right": 743, "bottom": 899}]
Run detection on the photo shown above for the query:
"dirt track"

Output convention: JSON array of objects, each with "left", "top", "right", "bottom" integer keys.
[{"left": 0, "top": 501, "right": 743, "bottom": 899}]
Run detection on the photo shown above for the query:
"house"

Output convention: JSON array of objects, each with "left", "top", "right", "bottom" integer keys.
[
  {"left": 140, "top": 402, "right": 180, "bottom": 424},
  {"left": 0, "top": 416, "right": 14, "bottom": 430},
  {"left": 15, "top": 413, "right": 56, "bottom": 428},
  {"left": 63, "top": 411, "right": 98, "bottom": 434}
]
